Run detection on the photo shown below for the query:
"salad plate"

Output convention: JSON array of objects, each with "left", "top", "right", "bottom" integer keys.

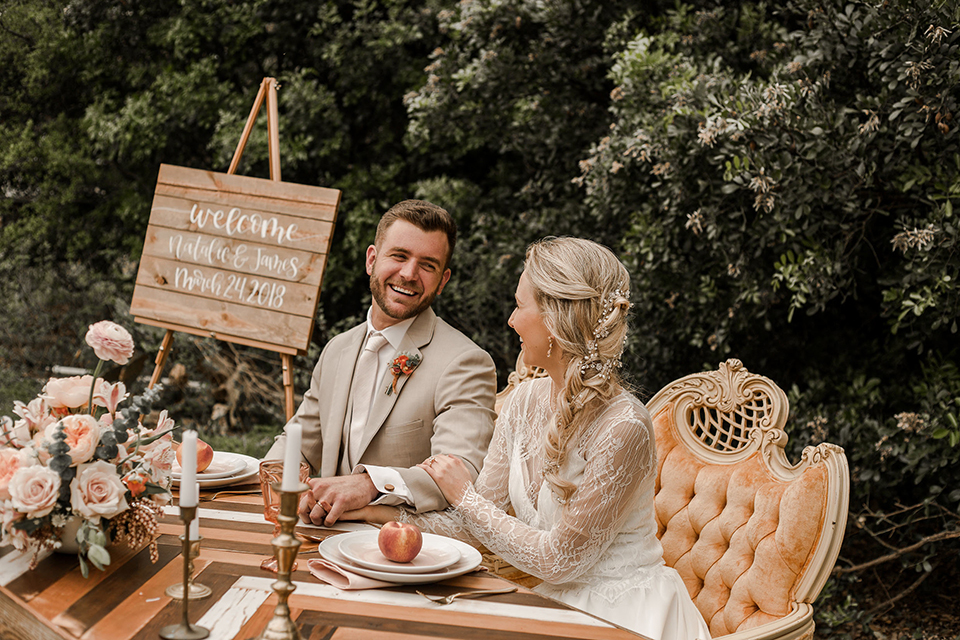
[
  {"left": 337, "top": 531, "right": 461, "bottom": 574},
  {"left": 172, "top": 452, "right": 260, "bottom": 487},
  {"left": 318, "top": 533, "right": 482, "bottom": 585}
]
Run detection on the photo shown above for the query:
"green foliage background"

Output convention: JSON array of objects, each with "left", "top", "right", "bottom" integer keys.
[{"left": 2, "top": 0, "right": 958, "bottom": 630}]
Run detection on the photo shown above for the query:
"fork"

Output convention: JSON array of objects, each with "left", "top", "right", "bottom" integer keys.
[{"left": 416, "top": 585, "right": 518, "bottom": 605}]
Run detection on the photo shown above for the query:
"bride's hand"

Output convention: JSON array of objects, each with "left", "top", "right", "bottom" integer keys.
[{"left": 418, "top": 454, "right": 472, "bottom": 505}]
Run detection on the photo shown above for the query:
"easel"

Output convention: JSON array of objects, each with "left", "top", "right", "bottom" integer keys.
[{"left": 147, "top": 78, "right": 297, "bottom": 420}]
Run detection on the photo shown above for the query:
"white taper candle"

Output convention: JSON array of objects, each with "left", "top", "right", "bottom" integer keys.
[
  {"left": 281, "top": 424, "right": 302, "bottom": 491},
  {"left": 180, "top": 430, "right": 198, "bottom": 507}
]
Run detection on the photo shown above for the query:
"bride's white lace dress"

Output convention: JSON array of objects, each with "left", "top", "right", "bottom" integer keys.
[{"left": 397, "top": 378, "right": 711, "bottom": 640}]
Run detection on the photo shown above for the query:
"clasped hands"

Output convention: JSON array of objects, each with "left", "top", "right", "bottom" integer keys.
[
  {"left": 297, "top": 454, "right": 473, "bottom": 526},
  {"left": 297, "top": 473, "right": 379, "bottom": 527}
]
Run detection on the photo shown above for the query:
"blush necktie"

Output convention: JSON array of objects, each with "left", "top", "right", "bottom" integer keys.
[{"left": 347, "top": 332, "right": 389, "bottom": 466}]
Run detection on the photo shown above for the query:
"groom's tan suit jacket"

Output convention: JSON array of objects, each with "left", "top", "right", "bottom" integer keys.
[{"left": 265, "top": 308, "right": 497, "bottom": 512}]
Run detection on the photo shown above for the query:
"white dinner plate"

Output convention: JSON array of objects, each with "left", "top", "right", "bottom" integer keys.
[
  {"left": 173, "top": 451, "right": 249, "bottom": 480},
  {"left": 172, "top": 453, "right": 260, "bottom": 488},
  {"left": 319, "top": 533, "right": 482, "bottom": 585},
  {"left": 337, "top": 531, "right": 461, "bottom": 574}
]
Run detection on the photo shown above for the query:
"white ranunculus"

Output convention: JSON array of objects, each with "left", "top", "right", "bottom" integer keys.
[{"left": 84, "top": 320, "right": 135, "bottom": 365}]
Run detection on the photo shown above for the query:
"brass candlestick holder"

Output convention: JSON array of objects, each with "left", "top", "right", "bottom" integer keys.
[
  {"left": 165, "top": 535, "right": 212, "bottom": 600},
  {"left": 258, "top": 481, "right": 308, "bottom": 640},
  {"left": 160, "top": 505, "right": 210, "bottom": 640}
]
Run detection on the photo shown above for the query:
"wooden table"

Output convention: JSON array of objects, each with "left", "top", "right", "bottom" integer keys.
[{"left": 0, "top": 487, "right": 641, "bottom": 640}]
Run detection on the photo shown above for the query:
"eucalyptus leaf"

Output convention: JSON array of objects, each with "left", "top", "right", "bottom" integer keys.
[{"left": 87, "top": 544, "right": 111, "bottom": 570}]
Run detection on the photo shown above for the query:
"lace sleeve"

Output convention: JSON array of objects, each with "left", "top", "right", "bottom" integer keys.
[
  {"left": 394, "top": 392, "right": 517, "bottom": 542},
  {"left": 452, "top": 399, "right": 654, "bottom": 585}
]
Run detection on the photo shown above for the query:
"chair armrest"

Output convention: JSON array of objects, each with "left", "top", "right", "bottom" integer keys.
[{"left": 717, "top": 603, "right": 814, "bottom": 640}]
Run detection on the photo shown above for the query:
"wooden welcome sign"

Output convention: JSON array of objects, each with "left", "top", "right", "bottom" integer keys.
[
  {"left": 130, "top": 165, "right": 338, "bottom": 352},
  {"left": 130, "top": 78, "right": 340, "bottom": 419}
]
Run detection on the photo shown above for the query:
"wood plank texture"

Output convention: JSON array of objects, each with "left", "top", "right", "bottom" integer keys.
[
  {"left": 132, "top": 317, "right": 301, "bottom": 355},
  {"left": 157, "top": 164, "right": 340, "bottom": 207},
  {"left": 0, "top": 489, "right": 643, "bottom": 640},
  {"left": 0, "top": 586, "right": 68, "bottom": 640},
  {"left": 131, "top": 287, "right": 315, "bottom": 351}
]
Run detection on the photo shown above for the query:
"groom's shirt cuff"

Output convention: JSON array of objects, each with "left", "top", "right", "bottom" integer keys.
[{"left": 354, "top": 464, "right": 412, "bottom": 505}]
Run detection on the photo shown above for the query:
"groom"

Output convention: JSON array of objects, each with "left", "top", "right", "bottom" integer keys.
[{"left": 265, "top": 200, "right": 497, "bottom": 526}]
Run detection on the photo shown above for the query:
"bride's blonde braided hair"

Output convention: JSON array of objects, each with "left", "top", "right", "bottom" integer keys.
[{"left": 524, "top": 238, "right": 631, "bottom": 502}]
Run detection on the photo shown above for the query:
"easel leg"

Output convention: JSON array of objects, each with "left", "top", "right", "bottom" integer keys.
[
  {"left": 149, "top": 330, "right": 175, "bottom": 389},
  {"left": 281, "top": 353, "right": 295, "bottom": 421}
]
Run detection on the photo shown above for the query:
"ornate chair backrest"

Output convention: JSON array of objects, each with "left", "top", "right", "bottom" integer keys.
[{"left": 646, "top": 359, "right": 849, "bottom": 639}]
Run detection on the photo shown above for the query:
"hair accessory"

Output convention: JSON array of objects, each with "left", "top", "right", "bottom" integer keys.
[
  {"left": 578, "top": 288, "right": 629, "bottom": 380},
  {"left": 593, "top": 288, "right": 627, "bottom": 339}
]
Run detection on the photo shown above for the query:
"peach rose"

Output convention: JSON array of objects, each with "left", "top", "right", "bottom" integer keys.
[
  {"left": 9, "top": 465, "right": 61, "bottom": 518},
  {"left": 31, "top": 431, "right": 51, "bottom": 465},
  {"left": 85, "top": 321, "right": 135, "bottom": 365},
  {"left": 43, "top": 376, "right": 100, "bottom": 410},
  {"left": 0, "top": 448, "right": 27, "bottom": 500},
  {"left": 70, "top": 461, "right": 129, "bottom": 523},
  {"left": 45, "top": 415, "right": 101, "bottom": 466}
]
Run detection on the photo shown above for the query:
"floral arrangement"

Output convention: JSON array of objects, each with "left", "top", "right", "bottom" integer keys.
[
  {"left": 0, "top": 321, "right": 175, "bottom": 576},
  {"left": 386, "top": 352, "right": 421, "bottom": 395}
]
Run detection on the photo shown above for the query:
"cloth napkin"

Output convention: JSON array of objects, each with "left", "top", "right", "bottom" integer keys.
[{"left": 307, "top": 559, "right": 396, "bottom": 590}]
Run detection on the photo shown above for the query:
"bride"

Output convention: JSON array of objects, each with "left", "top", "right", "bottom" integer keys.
[{"left": 348, "top": 237, "right": 711, "bottom": 640}]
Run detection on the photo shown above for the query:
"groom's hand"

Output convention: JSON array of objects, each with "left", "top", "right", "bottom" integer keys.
[{"left": 298, "top": 474, "right": 380, "bottom": 526}]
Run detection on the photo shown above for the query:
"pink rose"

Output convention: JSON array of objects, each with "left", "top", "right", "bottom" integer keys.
[
  {"left": 70, "top": 460, "right": 129, "bottom": 523},
  {"left": 45, "top": 415, "right": 101, "bottom": 466},
  {"left": 0, "top": 448, "right": 27, "bottom": 500},
  {"left": 43, "top": 376, "right": 99, "bottom": 410},
  {"left": 85, "top": 321, "right": 135, "bottom": 365},
  {"left": 9, "top": 465, "right": 61, "bottom": 518}
]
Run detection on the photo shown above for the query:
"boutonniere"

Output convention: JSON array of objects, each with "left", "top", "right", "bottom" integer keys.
[{"left": 386, "top": 352, "right": 421, "bottom": 395}]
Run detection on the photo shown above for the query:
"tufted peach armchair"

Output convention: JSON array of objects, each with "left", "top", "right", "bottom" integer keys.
[{"left": 646, "top": 359, "right": 849, "bottom": 640}]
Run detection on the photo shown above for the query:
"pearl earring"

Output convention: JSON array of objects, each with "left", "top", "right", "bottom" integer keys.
[{"left": 547, "top": 336, "right": 553, "bottom": 359}]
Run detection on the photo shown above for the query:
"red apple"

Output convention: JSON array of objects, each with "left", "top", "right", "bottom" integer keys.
[
  {"left": 378, "top": 521, "right": 423, "bottom": 563},
  {"left": 176, "top": 438, "right": 214, "bottom": 473}
]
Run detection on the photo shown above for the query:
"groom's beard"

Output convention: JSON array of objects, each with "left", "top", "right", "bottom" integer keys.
[{"left": 369, "top": 273, "right": 439, "bottom": 321}]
